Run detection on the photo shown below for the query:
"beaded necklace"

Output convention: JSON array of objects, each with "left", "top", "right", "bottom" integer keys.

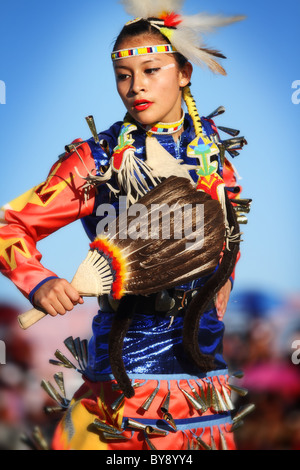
[{"left": 139, "top": 110, "right": 185, "bottom": 135}]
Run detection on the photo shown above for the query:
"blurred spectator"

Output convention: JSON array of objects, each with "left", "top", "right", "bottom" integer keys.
[
  {"left": 224, "top": 290, "right": 300, "bottom": 450},
  {"left": 0, "top": 300, "right": 96, "bottom": 450}
]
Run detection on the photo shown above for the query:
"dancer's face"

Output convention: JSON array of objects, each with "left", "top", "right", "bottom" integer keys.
[{"left": 114, "top": 34, "right": 192, "bottom": 126}]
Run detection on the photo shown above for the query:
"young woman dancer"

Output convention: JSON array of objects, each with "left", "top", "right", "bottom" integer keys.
[{"left": 0, "top": 0, "right": 251, "bottom": 450}]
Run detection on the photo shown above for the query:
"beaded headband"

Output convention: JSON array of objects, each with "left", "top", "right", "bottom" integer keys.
[{"left": 111, "top": 44, "right": 176, "bottom": 61}]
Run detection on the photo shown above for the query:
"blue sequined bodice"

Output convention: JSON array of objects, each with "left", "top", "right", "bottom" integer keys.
[{"left": 81, "top": 115, "right": 227, "bottom": 379}]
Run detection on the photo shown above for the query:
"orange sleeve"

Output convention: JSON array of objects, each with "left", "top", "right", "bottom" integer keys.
[{"left": 0, "top": 141, "right": 97, "bottom": 301}]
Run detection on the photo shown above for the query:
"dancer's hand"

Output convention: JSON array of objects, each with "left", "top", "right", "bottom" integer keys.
[
  {"left": 33, "top": 278, "right": 84, "bottom": 317},
  {"left": 215, "top": 279, "right": 232, "bottom": 321}
]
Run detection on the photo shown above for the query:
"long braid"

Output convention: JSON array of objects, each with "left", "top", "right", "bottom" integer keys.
[
  {"left": 182, "top": 85, "right": 240, "bottom": 372},
  {"left": 182, "top": 86, "right": 203, "bottom": 137},
  {"left": 182, "top": 192, "right": 240, "bottom": 371}
]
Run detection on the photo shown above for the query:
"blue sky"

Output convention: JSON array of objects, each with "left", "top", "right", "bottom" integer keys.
[{"left": 0, "top": 0, "right": 299, "bottom": 311}]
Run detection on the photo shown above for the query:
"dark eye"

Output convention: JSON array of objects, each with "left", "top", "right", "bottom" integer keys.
[
  {"left": 116, "top": 73, "right": 130, "bottom": 81},
  {"left": 145, "top": 68, "right": 160, "bottom": 75}
]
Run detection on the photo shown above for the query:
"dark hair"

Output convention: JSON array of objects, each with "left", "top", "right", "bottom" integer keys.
[{"left": 113, "top": 18, "right": 188, "bottom": 69}]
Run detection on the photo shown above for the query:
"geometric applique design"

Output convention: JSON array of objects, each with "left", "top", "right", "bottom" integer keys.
[
  {"left": 0, "top": 237, "right": 31, "bottom": 270},
  {"left": 7, "top": 162, "right": 74, "bottom": 212}
]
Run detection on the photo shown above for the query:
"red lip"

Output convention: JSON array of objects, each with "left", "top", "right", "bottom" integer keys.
[{"left": 133, "top": 100, "right": 153, "bottom": 111}]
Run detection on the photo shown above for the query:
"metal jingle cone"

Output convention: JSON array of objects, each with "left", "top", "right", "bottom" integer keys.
[
  {"left": 219, "top": 429, "right": 228, "bottom": 450},
  {"left": 210, "top": 384, "right": 220, "bottom": 412},
  {"left": 145, "top": 426, "right": 167, "bottom": 437},
  {"left": 54, "top": 372, "right": 66, "bottom": 398},
  {"left": 180, "top": 387, "right": 203, "bottom": 411},
  {"left": 160, "top": 390, "right": 170, "bottom": 413},
  {"left": 218, "top": 142, "right": 226, "bottom": 166},
  {"left": 210, "top": 132, "right": 220, "bottom": 145},
  {"left": 214, "top": 386, "right": 228, "bottom": 412},
  {"left": 126, "top": 418, "right": 148, "bottom": 432},
  {"left": 223, "top": 137, "right": 247, "bottom": 149},
  {"left": 32, "top": 427, "right": 50, "bottom": 451},
  {"left": 54, "top": 350, "right": 76, "bottom": 370},
  {"left": 44, "top": 406, "right": 66, "bottom": 415},
  {"left": 162, "top": 411, "right": 177, "bottom": 431},
  {"left": 74, "top": 337, "right": 85, "bottom": 370},
  {"left": 86, "top": 115, "right": 100, "bottom": 144},
  {"left": 205, "top": 383, "right": 212, "bottom": 408},
  {"left": 198, "top": 383, "right": 209, "bottom": 409},
  {"left": 221, "top": 385, "right": 235, "bottom": 411},
  {"left": 226, "top": 149, "right": 240, "bottom": 158},
  {"left": 225, "top": 143, "right": 243, "bottom": 152},
  {"left": 196, "top": 436, "right": 212, "bottom": 451},
  {"left": 210, "top": 430, "right": 217, "bottom": 450},
  {"left": 22, "top": 427, "right": 49, "bottom": 451},
  {"left": 205, "top": 106, "right": 226, "bottom": 120},
  {"left": 195, "top": 440, "right": 201, "bottom": 450},
  {"left": 111, "top": 393, "right": 125, "bottom": 411},
  {"left": 141, "top": 385, "right": 159, "bottom": 411},
  {"left": 237, "top": 215, "right": 248, "bottom": 225},
  {"left": 80, "top": 339, "right": 89, "bottom": 369},
  {"left": 217, "top": 126, "right": 240, "bottom": 137},
  {"left": 41, "top": 380, "right": 65, "bottom": 408},
  {"left": 232, "top": 404, "right": 255, "bottom": 424},
  {"left": 144, "top": 433, "right": 157, "bottom": 451},
  {"left": 63, "top": 337, "right": 78, "bottom": 361},
  {"left": 230, "top": 419, "right": 244, "bottom": 432},
  {"left": 49, "top": 359, "right": 70, "bottom": 369},
  {"left": 160, "top": 390, "right": 177, "bottom": 430},
  {"left": 227, "top": 384, "right": 249, "bottom": 397},
  {"left": 65, "top": 141, "right": 83, "bottom": 154},
  {"left": 20, "top": 433, "right": 40, "bottom": 451},
  {"left": 191, "top": 387, "right": 208, "bottom": 412},
  {"left": 232, "top": 201, "right": 251, "bottom": 209},
  {"left": 103, "top": 432, "right": 128, "bottom": 441},
  {"left": 93, "top": 419, "right": 122, "bottom": 435},
  {"left": 234, "top": 205, "right": 251, "bottom": 214}
]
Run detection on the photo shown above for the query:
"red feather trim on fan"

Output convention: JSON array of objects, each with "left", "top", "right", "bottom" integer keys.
[{"left": 89, "top": 237, "right": 127, "bottom": 299}]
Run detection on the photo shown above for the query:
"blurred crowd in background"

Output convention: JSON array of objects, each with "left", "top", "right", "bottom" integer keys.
[{"left": 0, "top": 287, "right": 300, "bottom": 450}]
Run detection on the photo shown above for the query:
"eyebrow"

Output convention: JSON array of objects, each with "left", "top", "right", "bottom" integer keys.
[{"left": 114, "top": 58, "right": 163, "bottom": 70}]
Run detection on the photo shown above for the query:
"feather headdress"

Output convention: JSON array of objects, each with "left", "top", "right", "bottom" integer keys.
[{"left": 117, "top": 0, "right": 245, "bottom": 75}]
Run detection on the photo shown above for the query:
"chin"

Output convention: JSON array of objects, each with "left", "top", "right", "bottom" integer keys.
[{"left": 129, "top": 109, "right": 161, "bottom": 126}]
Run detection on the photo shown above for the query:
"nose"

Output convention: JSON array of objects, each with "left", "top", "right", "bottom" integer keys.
[{"left": 130, "top": 72, "right": 146, "bottom": 95}]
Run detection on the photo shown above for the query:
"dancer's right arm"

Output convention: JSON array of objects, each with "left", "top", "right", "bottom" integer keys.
[{"left": 0, "top": 141, "right": 97, "bottom": 315}]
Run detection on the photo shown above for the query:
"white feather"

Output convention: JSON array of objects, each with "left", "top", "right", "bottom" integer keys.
[
  {"left": 170, "top": 28, "right": 226, "bottom": 74},
  {"left": 180, "top": 13, "right": 246, "bottom": 33},
  {"left": 119, "top": 0, "right": 184, "bottom": 19}
]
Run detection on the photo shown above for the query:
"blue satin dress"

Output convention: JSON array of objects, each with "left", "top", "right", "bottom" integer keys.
[{"left": 81, "top": 114, "right": 228, "bottom": 381}]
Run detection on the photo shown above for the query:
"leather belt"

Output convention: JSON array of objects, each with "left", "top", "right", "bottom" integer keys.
[{"left": 98, "top": 289, "right": 215, "bottom": 319}]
